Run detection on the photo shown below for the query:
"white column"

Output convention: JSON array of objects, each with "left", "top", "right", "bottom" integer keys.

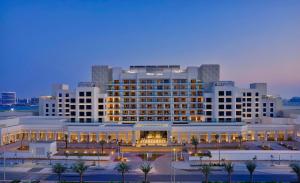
[
  {"left": 77, "top": 132, "right": 81, "bottom": 143},
  {"left": 96, "top": 133, "right": 99, "bottom": 143},
  {"left": 274, "top": 131, "right": 278, "bottom": 141},
  {"left": 45, "top": 132, "right": 48, "bottom": 141},
  {"left": 264, "top": 131, "right": 268, "bottom": 141},
  {"left": 178, "top": 132, "right": 181, "bottom": 144},
  {"left": 207, "top": 133, "right": 211, "bottom": 143}
]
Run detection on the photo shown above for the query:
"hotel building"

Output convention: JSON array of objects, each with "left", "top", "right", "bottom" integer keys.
[{"left": 1, "top": 65, "right": 299, "bottom": 146}]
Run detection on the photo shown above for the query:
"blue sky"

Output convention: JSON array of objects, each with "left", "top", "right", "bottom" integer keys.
[{"left": 0, "top": 0, "right": 299, "bottom": 98}]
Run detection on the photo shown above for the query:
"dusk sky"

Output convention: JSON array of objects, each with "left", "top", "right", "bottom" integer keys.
[{"left": 0, "top": 0, "right": 299, "bottom": 98}]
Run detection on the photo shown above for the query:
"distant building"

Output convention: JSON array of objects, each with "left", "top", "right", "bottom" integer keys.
[{"left": 1, "top": 92, "right": 16, "bottom": 105}]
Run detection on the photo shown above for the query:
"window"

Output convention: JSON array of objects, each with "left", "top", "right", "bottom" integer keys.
[
  {"left": 206, "top": 105, "right": 212, "bottom": 109},
  {"left": 255, "top": 103, "right": 259, "bottom": 107},
  {"left": 270, "top": 103, "right": 274, "bottom": 107},
  {"left": 206, "top": 111, "right": 212, "bottom": 115},
  {"left": 98, "top": 98, "right": 104, "bottom": 103},
  {"left": 52, "top": 109, "right": 55, "bottom": 113},
  {"left": 226, "top": 105, "right": 232, "bottom": 109},
  {"left": 86, "top": 105, "right": 92, "bottom": 110},
  {"left": 247, "top": 103, "right": 251, "bottom": 107},
  {"left": 236, "top": 98, "right": 242, "bottom": 102},
  {"left": 236, "top": 118, "right": 242, "bottom": 122},
  {"left": 247, "top": 98, "right": 251, "bottom": 102},
  {"left": 71, "top": 98, "right": 76, "bottom": 103},
  {"left": 255, "top": 98, "right": 259, "bottom": 102},
  {"left": 59, "top": 109, "right": 62, "bottom": 112},
  {"left": 270, "top": 108, "right": 274, "bottom": 112},
  {"left": 226, "top": 111, "right": 232, "bottom": 116},
  {"left": 247, "top": 92, "right": 251, "bottom": 96},
  {"left": 86, "top": 92, "right": 92, "bottom": 96},
  {"left": 79, "top": 99, "right": 84, "bottom": 103},
  {"left": 219, "top": 105, "right": 224, "bottom": 109},
  {"left": 79, "top": 112, "right": 84, "bottom": 116},
  {"left": 226, "top": 98, "right": 232, "bottom": 102},
  {"left": 218, "top": 98, "right": 224, "bottom": 103},
  {"left": 270, "top": 113, "right": 274, "bottom": 117},
  {"left": 52, "top": 104, "right": 55, "bottom": 107},
  {"left": 86, "top": 98, "right": 92, "bottom": 103},
  {"left": 219, "top": 91, "right": 225, "bottom": 96},
  {"left": 66, "top": 93, "right": 69, "bottom": 97},
  {"left": 86, "top": 118, "right": 92, "bottom": 122},
  {"left": 236, "top": 105, "right": 242, "bottom": 109},
  {"left": 236, "top": 111, "right": 242, "bottom": 115},
  {"left": 247, "top": 114, "right": 251, "bottom": 117},
  {"left": 79, "top": 92, "right": 84, "bottom": 96},
  {"left": 255, "top": 92, "right": 259, "bottom": 96},
  {"left": 226, "top": 91, "right": 232, "bottom": 96},
  {"left": 65, "top": 99, "right": 69, "bottom": 102},
  {"left": 219, "top": 111, "right": 224, "bottom": 116},
  {"left": 263, "top": 103, "right": 266, "bottom": 107},
  {"left": 71, "top": 105, "right": 75, "bottom": 109},
  {"left": 206, "top": 98, "right": 212, "bottom": 103},
  {"left": 59, "top": 99, "right": 62, "bottom": 102},
  {"left": 247, "top": 108, "right": 251, "bottom": 112},
  {"left": 255, "top": 114, "right": 259, "bottom": 117},
  {"left": 98, "top": 111, "right": 104, "bottom": 116},
  {"left": 59, "top": 93, "right": 62, "bottom": 97},
  {"left": 46, "top": 109, "right": 49, "bottom": 112},
  {"left": 263, "top": 113, "right": 266, "bottom": 116},
  {"left": 263, "top": 108, "right": 266, "bottom": 112},
  {"left": 71, "top": 111, "right": 76, "bottom": 116},
  {"left": 98, "top": 105, "right": 104, "bottom": 109},
  {"left": 98, "top": 118, "right": 103, "bottom": 122},
  {"left": 46, "top": 104, "right": 49, "bottom": 107},
  {"left": 79, "top": 105, "right": 84, "bottom": 110},
  {"left": 86, "top": 112, "right": 92, "bottom": 116}
]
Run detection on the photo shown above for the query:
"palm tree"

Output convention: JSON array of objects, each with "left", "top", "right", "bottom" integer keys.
[
  {"left": 64, "top": 133, "right": 68, "bottom": 149},
  {"left": 214, "top": 134, "right": 220, "bottom": 164},
  {"left": 99, "top": 140, "right": 106, "bottom": 155},
  {"left": 52, "top": 163, "right": 66, "bottom": 183},
  {"left": 290, "top": 163, "right": 300, "bottom": 183},
  {"left": 115, "top": 161, "right": 130, "bottom": 183},
  {"left": 200, "top": 164, "right": 211, "bottom": 183},
  {"left": 245, "top": 160, "right": 256, "bottom": 183},
  {"left": 224, "top": 162, "right": 234, "bottom": 183},
  {"left": 237, "top": 134, "right": 243, "bottom": 149},
  {"left": 72, "top": 161, "right": 88, "bottom": 183},
  {"left": 140, "top": 162, "right": 152, "bottom": 183},
  {"left": 191, "top": 136, "right": 199, "bottom": 154}
]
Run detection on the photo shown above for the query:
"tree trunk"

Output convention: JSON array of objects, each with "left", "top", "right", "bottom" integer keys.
[
  {"left": 122, "top": 172, "right": 125, "bottom": 183},
  {"left": 80, "top": 173, "right": 83, "bottom": 183},
  {"left": 194, "top": 145, "right": 197, "bottom": 153},
  {"left": 144, "top": 173, "right": 147, "bottom": 183},
  {"left": 58, "top": 174, "right": 61, "bottom": 182},
  {"left": 101, "top": 145, "right": 104, "bottom": 155},
  {"left": 250, "top": 172, "right": 253, "bottom": 183},
  {"left": 228, "top": 173, "right": 231, "bottom": 183},
  {"left": 65, "top": 140, "right": 68, "bottom": 149},
  {"left": 205, "top": 174, "right": 208, "bottom": 183}
]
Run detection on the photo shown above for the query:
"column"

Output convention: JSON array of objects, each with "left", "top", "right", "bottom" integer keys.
[
  {"left": 284, "top": 130, "right": 288, "bottom": 141},
  {"left": 132, "top": 131, "right": 136, "bottom": 145},
  {"left": 207, "top": 133, "right": 211, "bottom": 143},
  {"left": 178, "top": 132, "right": 181, "bottom": 144},
  {"left": 264, "top": 131, "right": 268, "bottom": 141},
  {"left": 254, "top": 132, "right": 259, "bottom": 141},
  {"left": 96, "top": 133, "right": 99, "bottom": 143},
  {"left": 274, "top": 131, "right": 278, "bottom": 141},
  {"left": 106, "top": 132, "right": 109, "bottom": 143},
  {"left": 45, "top": 132, "right": 48, "bottom": 141},
  {"left": 77, "top": 132, "right": 81, "bottom": 143},
  {"left": 187, "top": 132, "right": 191, "bottom": 144}
]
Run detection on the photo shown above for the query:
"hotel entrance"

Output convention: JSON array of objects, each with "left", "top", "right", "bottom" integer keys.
[{"left": 138, "top": 131, "right": 168, "bottom": 146}]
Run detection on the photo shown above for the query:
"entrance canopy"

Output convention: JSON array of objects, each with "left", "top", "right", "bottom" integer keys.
[{"left": 134, "top": 121, "right": 172, "bottom": 131}]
